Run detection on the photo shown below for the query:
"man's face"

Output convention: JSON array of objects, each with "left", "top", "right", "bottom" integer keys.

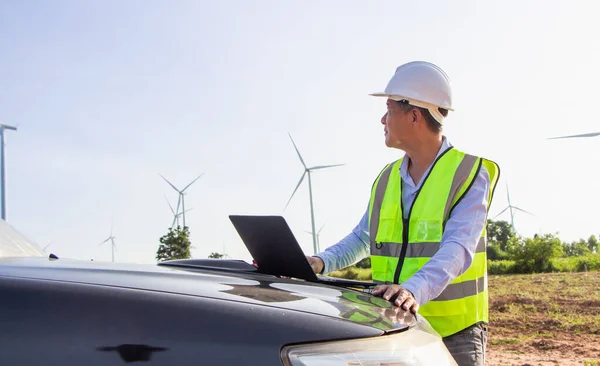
[{"left": 381, "top": 99, "right": 413, "bottom": 149}]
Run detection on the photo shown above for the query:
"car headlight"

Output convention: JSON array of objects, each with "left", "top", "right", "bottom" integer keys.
[{"left": 281, "top": 327, "right": 456, "bottom": 366}]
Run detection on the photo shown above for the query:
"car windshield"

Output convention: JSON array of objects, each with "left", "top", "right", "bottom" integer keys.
[{"left": 0, "top": 220, "right": 45, "bottom": 258}]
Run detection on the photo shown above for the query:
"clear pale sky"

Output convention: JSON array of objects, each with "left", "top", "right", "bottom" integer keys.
[{"left": 1, "top": 1, "right": 598, "bottom": 264}]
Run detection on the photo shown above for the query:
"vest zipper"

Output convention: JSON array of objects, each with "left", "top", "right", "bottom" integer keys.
[{"left": 393, "top": 217, "right": 409, "bottom": 284}]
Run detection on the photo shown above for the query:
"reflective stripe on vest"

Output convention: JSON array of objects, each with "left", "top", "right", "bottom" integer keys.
[
  {"left": 368, "top": 147, "right": 500, "bottom": 337},
  {"left": 371, "top": 236, "right": 486, "bottom": 258}
]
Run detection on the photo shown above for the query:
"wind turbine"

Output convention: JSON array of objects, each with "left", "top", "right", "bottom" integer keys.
[
  {"left": 547, "top": 132, "right": 600, "bottom": 140},
  {"left": 493, "top": 181, "right": 533, "bottom": 233},
  {"left": 99, "top": 223, "right": 117, "bottom": 262},
  {"left": 160, "top": 173, "right": 204, "bottom": 228},
  {"left": 305, "top": 222, "right": 327, "bottom": 253},
  {"left": 285, "top": 133, "right": 344, "bottom": 255},
  {"left": 0, "top": 123, "right": 17, "bottom": 221},
  {"left": 165, "top": 196, "right": 193, "bottom": 229}
]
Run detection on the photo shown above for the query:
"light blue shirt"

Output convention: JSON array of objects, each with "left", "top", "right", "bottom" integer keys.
[{"left": 316, "top": 137, "right": 490, "bottom": 306}]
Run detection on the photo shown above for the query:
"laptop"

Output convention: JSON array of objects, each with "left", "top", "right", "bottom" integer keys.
[{"left": 229, "top": 215, "right": 375, "bottom": 289}]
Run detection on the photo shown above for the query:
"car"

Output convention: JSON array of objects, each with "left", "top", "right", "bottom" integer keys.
[{"left": 0, "top": 220, "right": 457, "bottom": 365}]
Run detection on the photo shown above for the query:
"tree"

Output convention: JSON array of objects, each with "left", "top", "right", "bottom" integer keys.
[
  {"left": 572, "top": 239, "right": 592, "bottom": 256},
  {"left": 486, "top": 220, "right": 514, "bottom": 251},
  {"left": 208, "top": 252, "right": 225, "bottom": 259},
  {"left": 587, "top": 235, "right": 599, "bottom": 254},
  {"left": 156, "top": 226, "right": 192, "bottom": 262},
  {"left": 562, "top": 238, "right": 595, "bottom": 257},
  {"left": 511, "top": 233, "right": 563, "bottom": 273}
]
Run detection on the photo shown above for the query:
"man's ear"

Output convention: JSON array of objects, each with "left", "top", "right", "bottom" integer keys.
[{"left": 411, "top": 108, "right": 419, "bottom": 124}]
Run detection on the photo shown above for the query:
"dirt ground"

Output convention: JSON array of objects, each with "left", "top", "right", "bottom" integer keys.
[{"left": 486, "top": 271, "right": 600, "bottom": 365}]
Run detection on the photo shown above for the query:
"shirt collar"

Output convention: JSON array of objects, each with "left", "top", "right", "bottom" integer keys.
[{"left": 399, "top": 136, "right": 452, "bottom": 189}]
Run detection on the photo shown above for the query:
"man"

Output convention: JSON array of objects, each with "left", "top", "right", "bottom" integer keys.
[{"left": 306, "top": 61, "right": 500, "bottom": 366}]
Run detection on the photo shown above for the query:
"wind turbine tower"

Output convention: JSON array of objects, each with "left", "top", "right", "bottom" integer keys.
[
  {"left": 305, "top": 222, "right": 327, "bottom": 253},
  {"left": 99, "top": 224, "right": 117, "bottom": 262},
  {"left": 160, "top": 173, "right": 204, "bottom": 228},
  {"left": 0, "top": 123, "right": 17, "bottom": 221},
  {"left": 493, "top": 181, "right": 533, "bottom": 233},
  {"left": 285, "top": 133, "right": 343, "bottom": 255},
  {"left": 165, "top": 196, "right": 193, "bottom": 229}
]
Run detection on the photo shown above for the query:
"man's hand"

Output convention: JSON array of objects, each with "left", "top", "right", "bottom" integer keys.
[
  {"left": 306, "top": 256, "right": 324, "bottom": 274},
  {"left": 372, "top": 284, "right": 419, "bottom": 314}
]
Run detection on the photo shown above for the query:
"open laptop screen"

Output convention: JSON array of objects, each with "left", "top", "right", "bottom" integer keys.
[{"left": 229, "top": 215, "right": 319, "bottom": 282}]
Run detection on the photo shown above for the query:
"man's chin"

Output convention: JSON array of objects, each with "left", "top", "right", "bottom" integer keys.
[
  {"left": 384, "top": 137, "right": 395, "bottom": 148},
  {"left": 384, "top": 135, "right": 391, "bottom": 146},
  {"left": 384, "top": 137, "right": 403, "bottom": 150}
]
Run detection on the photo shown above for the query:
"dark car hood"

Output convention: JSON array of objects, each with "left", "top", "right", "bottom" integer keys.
[{"left": 0, "top": 257, "right": 415, "bottom": 332}]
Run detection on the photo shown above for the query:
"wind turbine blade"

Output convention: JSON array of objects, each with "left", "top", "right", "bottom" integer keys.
[
  {"left": 304, "top": 230, "right": 313, "bottom": 235},
  {"left": 175, "top": 195, "right": 181, "bottom": 217},
  {"left": 182, "top": 173, "right": 205, "bottom": 192},
  {"left": 160, "top": 174, "right": 181, "bottom": 193},
  {"left": 548, "top": 132, "right": 600, "bottom": 140},
  {"left": 493, "top": 207, "right": 510, "bottom": 219},
  {"left": 165, "top": 196, "right": 176, "bottom": 215},
  {"left": 288, "top": 133, "right": 307, "bottom": 169},
  {"left": 285, "top": 171, "right": 306, "bottom": 210},
  {"left": 505, "top": 181, "right": 512, "bottom": 207},
  {"left": 318, "top": 222, "right": 326, "bottom": 235},
  {"left": 309, "top": 164, "right": 345, "bottom": 170},
  {"left": 176, "top": 208, "right": 194, "bottom": 217},
  {"left": 99, "top": 238, "right": 111, "bottom": 246},
  {"left": 513, "top": 207, "right": 534, "bottom": 216}
]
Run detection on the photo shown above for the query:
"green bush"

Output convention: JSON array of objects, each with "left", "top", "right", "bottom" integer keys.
[
  {"left": 488, "top": 260, "right": 517, "bottom": 275},
  {"left": 549, "top": 257, "right": 578, "bottom": 272},
  {"left": 488, "top": 254, "right": 600, "bottom": 274},
  {"left": 342, "top": 267, "right": 359, "bottom": 279},
  {"left": 487, "top": 244, "right": 510, "bottom": 261},
  {"left": 510, "top": 234, "right": 563, "bottom": 273},
  {"left": 551, "top": 255, "right": 600, "bottom": 272},
  {"left": 355, "top": 257, "right": 371, "bottom": 269},
  {"left": 329, "top": 266, "right": 372, "bottom": 281}
]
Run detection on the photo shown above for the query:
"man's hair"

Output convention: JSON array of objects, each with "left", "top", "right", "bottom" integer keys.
[{"left": 395, "top": 100, "right": 447, "bottom": 133}]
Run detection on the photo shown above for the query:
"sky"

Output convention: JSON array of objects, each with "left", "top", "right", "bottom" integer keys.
[{"left": 1, "top": 0, "right": 599, "bottom": 264}]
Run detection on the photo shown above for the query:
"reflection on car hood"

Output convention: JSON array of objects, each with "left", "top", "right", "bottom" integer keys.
[
  {"left": 0, "top": 257, "right": 415, "bottom": 332},
  {"left": 0, "top": 220, "right": 45, "bottom": 258}
]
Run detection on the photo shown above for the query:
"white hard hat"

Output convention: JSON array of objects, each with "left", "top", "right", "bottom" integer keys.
[{"left": 370, "top": 61, "right": 453, "bottom": 124}]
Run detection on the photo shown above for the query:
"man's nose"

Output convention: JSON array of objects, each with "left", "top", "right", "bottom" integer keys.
[{"left": 381, "top": 112, "right": 387, "bottom": 125}]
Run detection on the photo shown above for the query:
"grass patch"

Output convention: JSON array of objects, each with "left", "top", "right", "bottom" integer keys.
[{"left": 328, "top": 267, "right": 372, "bottom": 281}]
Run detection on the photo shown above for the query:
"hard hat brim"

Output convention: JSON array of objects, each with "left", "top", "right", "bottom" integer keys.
[
  {"left": 369, "top": 92, "right": 390, "bottom": 98},
  {"left": 368, "top": 92, "right": 454, "bottom": 111}
]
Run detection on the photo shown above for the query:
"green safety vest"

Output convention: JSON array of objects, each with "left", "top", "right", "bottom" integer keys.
[{"left": 368, "top": 146, "right": 500, "bottom": 337}]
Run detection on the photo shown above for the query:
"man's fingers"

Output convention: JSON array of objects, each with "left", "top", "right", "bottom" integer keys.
[
  {"left": 410, "top": 301, "right": 419, "bottom": 314},
  {"left": 372, "top": 285, "right": 388, "bottom": 296},
  {"left": 373, "top": 285, "right": 418, "bottom": 314},
  {"left": 398, "top": 294, "right": 413, "bottom": 310},
  {"left": 394, "top": 291, "right": 409, "bottom": 307},
  {"left": 384, "top": 286, "right": 402, "bottom": 302},
  {"left": 305, "top": 256, "right": 323, "bottom": 274}
]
